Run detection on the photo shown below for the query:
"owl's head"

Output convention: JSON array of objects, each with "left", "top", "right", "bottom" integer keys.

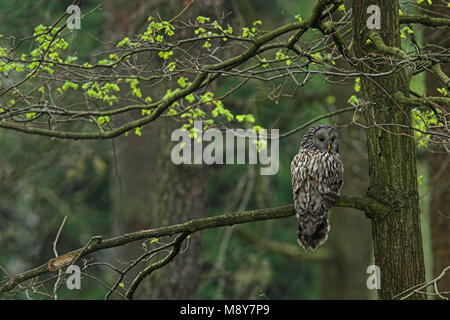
[{"left": 301, "top": 125, "right": 340, "bottom": 153}]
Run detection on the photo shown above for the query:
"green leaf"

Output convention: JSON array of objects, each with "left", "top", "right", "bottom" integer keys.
[
  {"left": 158, "top": 51, "right": 173, "bottom": 60},
  {"left": 437, "top": 88, "right": 448, "bottom": 96},
  {"left": 185, "top": 94, "right": 195, "bottom": 103},
  {"left": 417, "top": 175, "right": 423, "bottom": 186},
  {"left": 236, "top": 115, "right": 245, "bottom": 122},
  {"left": 347, "top": 95, "right": 359, "bottom": 105},
  {"left": 97, "top": 116, "right": 110, "bottom": 125},
  {"left": 109, "top": 53, "right": 119, "bottom": 61},
  {"left": 260, "top": 58, "right": 269, "bottom": 68},
  {"left": 253, "top": 125, "right": 266, "bottom": 135},
  {"left": 177, "top": 77, "right": 187, "bottom": 88},
  {"left": 62, "top": 81, "right": 79, "bottom": 91},
  {"left": 167, "top": 62, "right": 176, "bottom": 72},
  {"left": 197, "top": 16, "right": 210, "bottom": 24},
  {"left": 245, "top": 114, "right": 255, "bottom": 123},
  {"left": 135, "top": 127, "right": 142, "bottom": 136},
  {"left": 275, "top": 50, "right": 285, "bottom": 60},
  {"left": 26, "top": 112, "right": 36, "bottom": 119},
  {"left": 354, "top": 77, "right": 361, "bottom": 92},
  {"left": 167, "top": 108, "right": 178, "bottom": 116},
  {"left": 311, "top": 52, "right": 322, "bottom": 61},
  {"left": 117, "top": 37, "right": 130, "bottom": 48}
]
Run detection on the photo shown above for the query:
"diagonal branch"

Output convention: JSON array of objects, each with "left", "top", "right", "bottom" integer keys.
[
  {"left": 124, "top": 232, "right": 189, "bottom": 300},
  {"left": 431, "top": 64, "right": 450, "bottom": 89}
]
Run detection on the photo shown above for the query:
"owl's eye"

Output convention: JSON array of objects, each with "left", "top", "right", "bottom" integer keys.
[{"left": 319, "top": 137, "right": 325, "bottom": 142}]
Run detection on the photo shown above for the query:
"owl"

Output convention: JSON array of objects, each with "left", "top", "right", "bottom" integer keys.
[{"left": 290, "top": 125, "right": 344, "bottom": 251}]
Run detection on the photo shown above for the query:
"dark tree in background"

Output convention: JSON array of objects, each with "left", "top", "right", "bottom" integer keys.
[{"left": 425, "top": 1, "right": 450, "bottom": 295}]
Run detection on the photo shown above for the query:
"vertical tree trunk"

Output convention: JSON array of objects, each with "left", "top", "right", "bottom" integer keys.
[
  {"left": 428, "top": 154, "right": 450, "bottom": 295},
  {"left": 105, "top": 0, "right": 211, "bottom": 299},
  {"left": 148, "top": 123, "right": 209, "bottom": 299},
  {"left": 353, "top": 0, "right": 426, "bottom": 299},
  {"left": 145, "top": 0, "right": 219, "bottom": 299},
  {"left": 425, "top": 3, "right": 450, "bottom": 294}
]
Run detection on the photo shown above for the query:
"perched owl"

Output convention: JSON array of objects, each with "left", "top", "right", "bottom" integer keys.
[{"left": 290, "top": 125, "right": 343, "bottom": 251}]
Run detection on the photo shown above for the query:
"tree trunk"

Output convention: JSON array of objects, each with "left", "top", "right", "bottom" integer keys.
[
  {"left": 145, "top": 0, "right": 220, "bottom": 299},
  {"left": 105, "top": 0, "right": 211, "bottom": 299},
  {"left": 428, "top": 154, "right": 450, "bottom": 295},
  {"left": 148, "top": 123, "right": 209, "bottom": 299},
  {"left": 353, "top": 0, "right": 426, "bottom": 299},
  {"left": 425, "top": 3, "right": 450, "bottom": 295},
  {"left": 104, "top": 0, "right": 164, "bottom": 297}
]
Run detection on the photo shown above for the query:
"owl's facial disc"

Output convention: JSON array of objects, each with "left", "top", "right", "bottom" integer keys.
[{"left": 313, "top": 128, "right": 339, "bottom": 153}]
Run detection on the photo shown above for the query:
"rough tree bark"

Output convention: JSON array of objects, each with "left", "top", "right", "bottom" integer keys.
[
  {"left": 104, "top": 0, "right": 211, "bottom": 299},
  {"left": 353, "top": 0, "right": 426, "bottom": 299},
  {"left": 147, "top": 122, "right": 209, "bottom": 299}
]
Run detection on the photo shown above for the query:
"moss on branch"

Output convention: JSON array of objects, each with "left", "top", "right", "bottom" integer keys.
[
  {"left": 367, "top": 32, "right": 408, "bottom": 60},
  {"left": 431, "top": 64, "right": 450, "bottom": 89},
  {"left": 394, "top": 91, "right": 450, "bottom": 108},
  {"left": 400, "top": 14, "right": 450, "bottom": 28}
]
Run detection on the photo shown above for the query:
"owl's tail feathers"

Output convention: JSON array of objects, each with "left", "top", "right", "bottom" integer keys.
[{"left": 297, "top": 218, "right": 330, "bottom": 251}]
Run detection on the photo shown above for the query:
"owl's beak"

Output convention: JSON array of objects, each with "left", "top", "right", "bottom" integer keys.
[{"left": 327, "top": 144, "right": 331, "bottom": 151}]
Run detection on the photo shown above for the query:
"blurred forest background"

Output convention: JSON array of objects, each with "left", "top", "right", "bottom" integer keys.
[{"left": 0, "top": 0, "right": 448, "bottom": 299}]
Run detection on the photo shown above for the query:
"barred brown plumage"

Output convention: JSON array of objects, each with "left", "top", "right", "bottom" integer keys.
[{"left": 290, "top": 125, "right": 344, "bottom": 251}]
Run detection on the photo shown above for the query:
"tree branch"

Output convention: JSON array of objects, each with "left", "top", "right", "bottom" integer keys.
[
  {"left": 125, "top": 232, "right": 189, "bottom": 300},
  {"left": 367, "top": 32, "right": 408, "bottom": 60},
  {"left": 431, "top": 64, "right": 450, "bottom": 89},
  {"left": 400, "top": 14, "right": 450, "bottom": 28},
  {"left": 0, "top": 194, "right": 386, "bottom": 296},
  {"left": 280, "top": 105, "right": 360, "bottom": 139},
  {"left": 394, "top": 91, "right": 450, "bottom": 108}
]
